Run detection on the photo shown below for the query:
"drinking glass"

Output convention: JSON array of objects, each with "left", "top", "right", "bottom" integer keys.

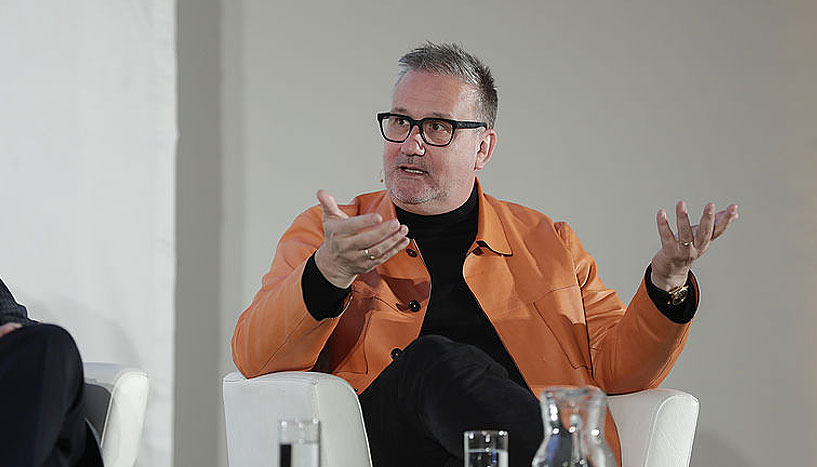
[
  {"left": 278, "top": 418, "right": 320, "bottom": 467},
  {"left": 464, "top": 430, "right": 508, "bottom": 467}
]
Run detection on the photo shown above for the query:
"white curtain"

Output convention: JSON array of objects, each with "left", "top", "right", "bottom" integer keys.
[{"left": 0, "top": 1, "right": 176, "bottom": 465}]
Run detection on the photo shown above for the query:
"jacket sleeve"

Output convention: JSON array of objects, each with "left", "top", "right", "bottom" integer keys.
[
  {"left": 231, "top": 206, "right": 345, "bottom": 378},
  {"left": 0, "top": 278, "right": 35, "bottom": 326},
  {"left": 555, "top": 222, "right": 697, "bottom": 394}
]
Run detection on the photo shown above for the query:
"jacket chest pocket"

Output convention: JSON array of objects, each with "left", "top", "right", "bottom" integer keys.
[
  {"left": 531, "top": 286, "right": 591, "bottom": 369},
  {"left": 327, "top": 290, "right": 422, "bottom": 376}
]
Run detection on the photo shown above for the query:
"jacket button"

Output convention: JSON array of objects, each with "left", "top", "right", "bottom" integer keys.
[
  {"left": 408, "top": 300, "right": 421, "bottom": 312},
  {"left": 406, "top": 248, "right": 418, "bottom": 258},
  {"left": 390, "top": 348, "right": 402, "bottom": 360}
]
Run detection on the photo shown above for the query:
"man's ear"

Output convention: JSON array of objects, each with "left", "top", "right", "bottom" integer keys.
[{"left": 474, "top": 129, "right": 497, "bottom": 170}]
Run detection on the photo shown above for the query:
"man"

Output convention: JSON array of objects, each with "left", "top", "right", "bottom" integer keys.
[
  {"left": 0, "top": 277, "right": 103, "bottom": 466},
  {"left": 232, "top": 43, "right": 738, "bottom": 467}
]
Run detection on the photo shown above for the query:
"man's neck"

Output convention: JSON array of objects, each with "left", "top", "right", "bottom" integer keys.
[
  {"left": 395, "top": 184, "right": 478, "bottom": 230},
  {"left": 390, "top": 179, "right": 477, "bottom": 216}
]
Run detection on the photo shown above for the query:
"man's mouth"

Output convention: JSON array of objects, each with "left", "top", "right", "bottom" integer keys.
[{"left": 399, "top": 166, "right": 427, "bottom": 175}]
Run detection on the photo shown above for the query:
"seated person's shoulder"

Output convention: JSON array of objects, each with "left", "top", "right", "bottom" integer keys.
[
  {"left": 485, "top": 195, "right": 577, "bottom": 247},
  {"left": 485, "top": 194, "right": 557, "bottom": 230}
]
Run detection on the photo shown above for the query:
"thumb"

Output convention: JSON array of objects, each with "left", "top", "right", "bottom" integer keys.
[{"left": 317, "top": 190, "right": 348, "bottom": 219}]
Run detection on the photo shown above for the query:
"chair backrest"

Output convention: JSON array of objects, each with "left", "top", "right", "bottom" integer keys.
[
  {"left": 83, "top": 363, "right": 150, "bottom": 467},
  {"left": 223, "top": 371, "right": 372, "bottom": 467},
  {"left": 607, "top": 388, "right": 699, "bottom": 467}
]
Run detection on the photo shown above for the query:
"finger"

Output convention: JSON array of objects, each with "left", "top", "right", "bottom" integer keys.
[
  {"left": 676, "top": 201, "right": 694, "bottom": 246},
  {"left": 656, "top": 209, "right": 677, "bottom": 249},
  {"left": 367, "top": 236, "right": 411, "bottom": 269},
  {"left": 346, "top": 220, "right": 404, "bottom": 249},
  {"left": 317, "top": 190, "right": 348, "bottom": 219},
  {"left": 330, "top": 213, "right": 384, "bottom": 236},
  {"left": 695, "top": 202, "right": 716, "bottom": 247},
  {"left": 712, "top": 204, "right": 739, "bottom": 240},
  {"left": 361, "top": 224, "right": 409, "bottom": 258}
]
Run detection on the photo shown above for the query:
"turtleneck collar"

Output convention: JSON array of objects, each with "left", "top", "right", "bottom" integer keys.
[{"left": 395, "top": 183, "right": 479, "bottom": 234}]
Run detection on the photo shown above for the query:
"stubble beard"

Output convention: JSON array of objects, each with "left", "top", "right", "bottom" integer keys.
[{"left": 384, "top": 167, "right": 444, "bottom": 207}]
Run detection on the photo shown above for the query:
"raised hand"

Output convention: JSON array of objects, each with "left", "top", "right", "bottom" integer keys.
[
  {"left": 314, "top": 190, "right": 410, "bottom": 289},
  {"left": 651, "top": 201, "right": 739, "bottom": 291}
]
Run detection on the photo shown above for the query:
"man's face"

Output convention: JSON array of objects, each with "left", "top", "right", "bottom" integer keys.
[{"left": 382, "top": 71, "right": 496, "bottom": 215}]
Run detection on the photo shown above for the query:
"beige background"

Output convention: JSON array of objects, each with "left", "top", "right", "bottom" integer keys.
[{"left": 177, "top": 1, "right": 817, "bottom": 465}]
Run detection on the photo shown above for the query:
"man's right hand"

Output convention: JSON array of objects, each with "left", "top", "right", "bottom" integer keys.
[
  {"left": 0, "top": 322, "right": 22, "bottom": 339},
  {"left": 314, "top": 190, "right": 410, "bottom": 289}
]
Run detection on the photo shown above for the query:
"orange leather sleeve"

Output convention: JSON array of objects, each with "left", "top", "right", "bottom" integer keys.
[
  {"left": 231, "top": 207, "right": 342, "bottom": 378},
  {"left": 555, "top": 222, "right": 696, "bottom": 394}
]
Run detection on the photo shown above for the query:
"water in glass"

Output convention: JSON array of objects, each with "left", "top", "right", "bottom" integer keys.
[
  {"left": 466, "top": 447, "right": 508, "bottom": 467},
  {"left": 464, "top": 430, "right": 508, "bottom": 467},
  {"left": 279, "top": 418, "right": 320, "bottom": 467},
  {"left": 279, "top": 441, "right": 319, "bottom": 467}
]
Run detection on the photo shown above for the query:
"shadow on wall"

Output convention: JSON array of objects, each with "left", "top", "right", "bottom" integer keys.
[{"left": 691, "top": 429, "right": 759, "bottom": 467}]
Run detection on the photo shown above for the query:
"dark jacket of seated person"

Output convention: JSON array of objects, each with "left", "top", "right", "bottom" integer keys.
[{"left": 0, "top": 277, "right": 103, "bottom": 467}]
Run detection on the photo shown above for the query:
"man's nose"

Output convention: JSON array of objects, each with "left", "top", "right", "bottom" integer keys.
[{"left": 400, "top": 125, "right": 425, "bottom": 157}]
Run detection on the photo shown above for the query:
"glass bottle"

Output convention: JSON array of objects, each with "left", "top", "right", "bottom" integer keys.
[{"left": 531, "top": 386, "right": 617, "bottom": 467}]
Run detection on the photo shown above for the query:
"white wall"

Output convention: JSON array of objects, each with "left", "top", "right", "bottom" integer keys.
[
  {"left": 0, "top": 1, "right": 177, "bottom": 465},
  {"left": 212, "top": 1, "right": 817, "bottom": 465}
]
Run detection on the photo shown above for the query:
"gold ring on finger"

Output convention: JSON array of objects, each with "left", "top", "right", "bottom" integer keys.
[{"left": 681, "top": 241, "right": 693, "bottom": 248}]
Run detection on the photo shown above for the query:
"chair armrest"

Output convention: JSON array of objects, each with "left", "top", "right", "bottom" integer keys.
[
  {"left": 607, "top": 389, "right": 699, "bottom": 467},
  {"left": 83, "top": 363, "right": 150, "bottom": 467},
  {"left": 223, "top": 371, "right": 372, "bottom": 467}
]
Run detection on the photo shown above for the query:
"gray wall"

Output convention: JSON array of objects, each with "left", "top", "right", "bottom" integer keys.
[
  {"left": 177, "top": 1, "right": 817, "bottom": 465},
  {"left": 176, "top": 0, "right": 223, "bottom": 466}
]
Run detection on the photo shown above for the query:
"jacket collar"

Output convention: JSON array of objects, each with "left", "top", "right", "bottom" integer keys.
[
  {"left": 371, "top": 178, "right": 513, "bottom": 256},
  {"left": 473, "top": 179, "right": 513, "bottom": 256}
]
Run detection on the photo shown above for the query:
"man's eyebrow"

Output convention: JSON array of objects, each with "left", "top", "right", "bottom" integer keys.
[
  {"left": 391, "top": 107, "right": 455, "bottom": 119},
  {"left": 428, "top": 111, "right": 455, "bottom": 119}
]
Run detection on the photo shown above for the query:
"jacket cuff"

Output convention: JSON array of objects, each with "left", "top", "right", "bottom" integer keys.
[
  {"left": 644, "top": 265, "right": 698, "bottom": 324},
  {"left": 301, "top": 253, "right": 352, "bottom": 320}
]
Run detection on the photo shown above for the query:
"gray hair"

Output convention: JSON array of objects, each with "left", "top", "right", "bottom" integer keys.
[{"left": 396, "top": 42, "right": 498, "bottom": 129}]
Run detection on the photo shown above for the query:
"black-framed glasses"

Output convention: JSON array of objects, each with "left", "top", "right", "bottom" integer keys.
[{"left": 377, "top": 112, "right": 488, "bottom": 147}]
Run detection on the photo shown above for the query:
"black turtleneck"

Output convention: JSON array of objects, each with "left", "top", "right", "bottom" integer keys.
[{"left": 394, "top": 185, "right": 530, "bottom": 389}]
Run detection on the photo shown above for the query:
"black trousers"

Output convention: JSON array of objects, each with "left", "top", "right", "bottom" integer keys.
[
  {"left": 0, "top": 324, "right": 102, "bottom": 467},
  {"left": 359, "top": 335, "right": 544, "bottom": 467}
]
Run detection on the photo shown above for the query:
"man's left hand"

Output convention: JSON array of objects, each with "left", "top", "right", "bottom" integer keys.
[{"left": 651, "top": 201, "right": 739, "bottom": 291}]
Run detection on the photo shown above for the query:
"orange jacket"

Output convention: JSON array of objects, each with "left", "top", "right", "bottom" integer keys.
[{"left": 232, "top": 181, "right": 697, "bottom": 460}]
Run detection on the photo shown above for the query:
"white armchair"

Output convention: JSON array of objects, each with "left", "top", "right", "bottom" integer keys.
[
  {"left": 607, "top": 388, "right": 699, "bottom": 467},
  {"left": 83, "top": 363, "right": 150, "bottom": 467},
  {"left": 223, "top": 371, "right": 698, "bottom": 467}
]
